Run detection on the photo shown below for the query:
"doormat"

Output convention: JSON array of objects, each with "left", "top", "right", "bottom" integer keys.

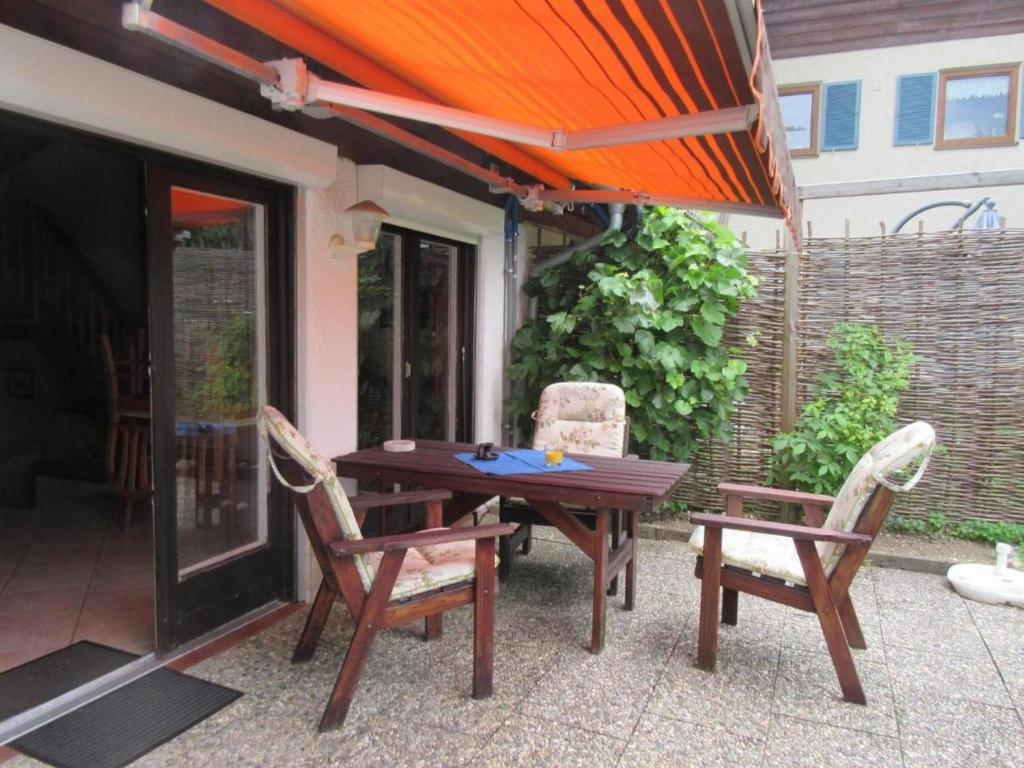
[
  {"left": 11, "top": 667, "right": 242, "bottom": 768},
  {"left": 0, "top": 642, "right": 137, "bottom": 721}
]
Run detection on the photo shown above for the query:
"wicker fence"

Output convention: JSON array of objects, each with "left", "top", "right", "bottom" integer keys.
[{"left": 675, "top": 228, "right": 1024, "bottom": 525}]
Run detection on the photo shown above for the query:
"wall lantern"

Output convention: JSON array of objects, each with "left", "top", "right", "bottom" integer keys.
[{"left": 329, "top": 200, "right": 389, "bottom": 257}]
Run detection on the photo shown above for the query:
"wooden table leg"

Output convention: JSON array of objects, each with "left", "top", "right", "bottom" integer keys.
[
  {"left": 608, "top": 510, "right": 621, "bottom": 597},
  {"left": 591, "top": 508, "right": 608, "bottom": 653},
  {"left": 625, "top": 510, "right": 637, "bottom": 610},
  {"left": 425, "top": 499, "right": 443, "bottom": 640}
]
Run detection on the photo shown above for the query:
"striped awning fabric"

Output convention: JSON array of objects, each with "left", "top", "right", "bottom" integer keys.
[{"left": 202, "top": 0, "right": 799, "bottom": 238}]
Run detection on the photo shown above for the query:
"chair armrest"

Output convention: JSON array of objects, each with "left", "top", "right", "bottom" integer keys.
[
  {"left": 689, "top": 512, "right": 871, "bottom": 546},
  {"left": 348, "top": 489, "right": 453, "bottom": 512},
  {"left": 717, "top": 482, "right": 834, "bottom": 508},
  {"left": 330, "top": 523, "right": 515, "bottom": 558}
]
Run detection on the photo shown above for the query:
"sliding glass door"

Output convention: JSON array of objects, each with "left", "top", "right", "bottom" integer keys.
[{"left": 147, "top": 163, "right": 293, "bottom": 652}]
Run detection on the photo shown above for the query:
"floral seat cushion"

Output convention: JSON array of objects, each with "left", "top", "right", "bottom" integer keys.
[
  {"left": 689, "top": 421, "right": 935, "bottom": 585},
  {"left": 374, "top": 532, "right": 479, "bottom": 601},
  {"left": 531, "top": 382, "right": 627, "bottom": 458}
]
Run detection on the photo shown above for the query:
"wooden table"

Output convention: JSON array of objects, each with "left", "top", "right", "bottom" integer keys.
[{"left": 333, "top": 441, "right": 688, "bottom": 652}]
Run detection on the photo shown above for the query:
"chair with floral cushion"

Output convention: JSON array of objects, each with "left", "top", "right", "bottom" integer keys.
[
  {"left": 689, "top": 421, "right": 935, "bottom": 704},
  {"left": 258, "top": 405, "right": 513, "bottom": 732},
  {"left": 498, "top": 382, "right": 629, "bottom": 582}
]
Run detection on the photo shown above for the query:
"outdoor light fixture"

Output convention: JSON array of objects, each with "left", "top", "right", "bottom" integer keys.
[
  {"left": 973, "top": 199, "right": 1002, "bottom": 231},
  {"left": 329, "top": 200, "right": 388, "bottom": 257}
]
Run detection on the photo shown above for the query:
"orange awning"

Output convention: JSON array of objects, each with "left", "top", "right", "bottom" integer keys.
[{"left": 196, "top": 0, "right": 798, "bottom": 238}]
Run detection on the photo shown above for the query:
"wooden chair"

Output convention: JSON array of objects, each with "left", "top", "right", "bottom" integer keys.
[
  {"left": 499, "top": 382, "right": 630, "bottom": 583},
  {"left": 258, "top": 405, "right": 513, "bottom": 732},
  {"left": 689, "top": 421, "right": 935, "bottom": 704},
  {"left": 100, "top": 333, "right": 152, "bottom": 526}
]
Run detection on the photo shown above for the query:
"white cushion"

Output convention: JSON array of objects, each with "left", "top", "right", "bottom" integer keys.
[{"left": 689, "top": 526, "right": 812, "bottom": 585}]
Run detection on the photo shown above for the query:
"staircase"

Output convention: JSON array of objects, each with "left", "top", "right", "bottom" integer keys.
[{"left": 0, "top": 203, "right": 134, "bottom": 480}]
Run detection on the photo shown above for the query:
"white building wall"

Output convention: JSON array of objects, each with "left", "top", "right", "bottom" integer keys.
[{"left": 731, "top": 33, "right": 1024, "bottom": 248}]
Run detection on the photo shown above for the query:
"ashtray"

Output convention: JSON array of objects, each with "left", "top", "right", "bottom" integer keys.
[{"left": 383, "top": 439, "right": 416, "bottom": 453}]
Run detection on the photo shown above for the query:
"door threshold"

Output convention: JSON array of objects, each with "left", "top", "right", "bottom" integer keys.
[{"left": 0, "top": 601, "right": 290, "bottom": 746}]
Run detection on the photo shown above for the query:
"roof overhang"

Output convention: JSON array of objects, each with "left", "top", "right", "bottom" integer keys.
[{"left": 122, "top": 0, "right": 800, "bottom": 244}]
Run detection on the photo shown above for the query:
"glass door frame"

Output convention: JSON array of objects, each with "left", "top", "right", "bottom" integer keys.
[
  {"left": 146, "top": 162, "right": 295, "bottom": 653},
  {"left": 389, "top": 226, "right": 476, "bottom": 443}
]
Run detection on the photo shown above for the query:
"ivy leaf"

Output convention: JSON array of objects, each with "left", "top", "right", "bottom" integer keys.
[
  {"left": 691, "top": 317, "right": 722, "bottom": 347},
  {"left": 674, "top": 400, "right": 693, "bottom": 416},
  {"left": 700, "top": 301, "right": 725, "bottom": 326},
  {"left": 635, "top": 329, "right": 655, "bottom": 356},
  {"left": 612, "top": 315, "right": 636, "bottom": 334}
]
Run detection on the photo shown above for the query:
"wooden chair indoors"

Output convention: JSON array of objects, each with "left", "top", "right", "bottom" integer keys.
[
  {"left": 498, "top": 382, "right": 630, "bottom": 583},
  {"left": 689, "top": 421, "right": 935, "bottom": 704},
  {"left": 100, "top": 332, "right": 152, "bottom": 526},
  {"left": 258, "top": 405, "right": 513, "bottom": 732}
]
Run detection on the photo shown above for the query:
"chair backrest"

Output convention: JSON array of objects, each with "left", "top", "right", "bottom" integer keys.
[
  {"left": 818, "top": 421, "right": 935, "bottom": 572},
  {"left": 257, "top": 405, "right": 375, "bottom": 593},
  {"left": 531, "top": 382, "right": 628, "bottom": 458}
]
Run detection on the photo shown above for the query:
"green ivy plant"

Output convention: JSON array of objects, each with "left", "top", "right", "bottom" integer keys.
[
  {"left": 769, "top": 323, "right": 917, "bottom": 496},
  {"left": 507, "top": 206, "right": 758, "bottom": 461}
]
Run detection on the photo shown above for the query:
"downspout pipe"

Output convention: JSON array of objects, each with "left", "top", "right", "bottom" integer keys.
[
  {"left": 530, "top": 203, "right": 626, "bottom": 278},
  {"left": 501, "top": 194, "right": 520, "bottom": 444}
]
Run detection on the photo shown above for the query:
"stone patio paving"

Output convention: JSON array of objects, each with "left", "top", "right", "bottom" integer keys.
[{"left": 10, "top": 530, "right": 1024, "bottom": 767}]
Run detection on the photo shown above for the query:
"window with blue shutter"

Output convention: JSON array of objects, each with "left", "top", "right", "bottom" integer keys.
[
  {"left": 821, "top": 80, "right": 861, "bottom": 151},
  {"left": 894, "top": 73, "right": 936, "bottom": 145}
]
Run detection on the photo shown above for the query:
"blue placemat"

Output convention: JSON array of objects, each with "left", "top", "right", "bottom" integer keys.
[{"left": 455, "top": 449, "right": 592, "bottom": 476}]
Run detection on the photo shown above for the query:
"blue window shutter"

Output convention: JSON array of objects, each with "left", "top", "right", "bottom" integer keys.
[
  {"left": 894, "top": 73, "right": 936, "bottom": 146},
  {"left": 821, "top": 80, "right": 861, "bottom": 151}
]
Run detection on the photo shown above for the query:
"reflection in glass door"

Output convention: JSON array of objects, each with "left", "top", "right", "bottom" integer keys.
[{"left": 170, "top": 188, "right": 267, "bottom": 575}]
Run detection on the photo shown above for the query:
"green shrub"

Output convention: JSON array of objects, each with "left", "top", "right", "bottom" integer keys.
[
  {"left": 769, "top": 323, "right": 916, "bottom": 496},
  {"left": 507, "top": 207, "right": 757, "bottom": 461},
  {"left": 952, "top": 519, "right": 1024, "bottom": 546}
]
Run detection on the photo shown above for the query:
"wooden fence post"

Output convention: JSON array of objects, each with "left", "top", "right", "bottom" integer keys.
[{"left": 779, "top": 227, "right": 800, "bottom": 522}]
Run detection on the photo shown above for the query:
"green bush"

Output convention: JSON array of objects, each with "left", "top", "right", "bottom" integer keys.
[
  {"left": 507, "top": 207, "right": 758, "bottom": 461},
  {"left": 768, "top": 323, "right": 916, "bottom": 496},
  {"left": 951, "top": 519, "right": 1024, "bottom": 546}
]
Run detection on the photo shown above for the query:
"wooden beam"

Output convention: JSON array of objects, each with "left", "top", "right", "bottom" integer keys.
[{"left": 798, "top": 169, "right": 1024, "bottom": 201}]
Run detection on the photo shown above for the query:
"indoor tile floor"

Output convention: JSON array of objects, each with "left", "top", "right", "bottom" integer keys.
[
  {"left": 0, "top": 478, "right": 154, "bottom": 672},
  {"left": 11, "top": 527, "right": 1021, "bottom": 768}
]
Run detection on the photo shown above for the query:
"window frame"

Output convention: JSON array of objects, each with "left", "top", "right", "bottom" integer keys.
[
  {"left": 778, "top": 82, "right": 821, "bottom": 158},
  {"left": 935, "top": 63, "right": 1020, "bottom": 149}
]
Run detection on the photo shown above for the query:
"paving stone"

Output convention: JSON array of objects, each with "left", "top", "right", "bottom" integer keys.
[
  {"left": 470, "top": 713, "right": 626, "bottom": 768},
  {"left": 763, "top": 714, "right": 902, "bottom": 768},
  {"left": 888, "top": 645, "right": 1014, "bottom": 709},
  {"left": 620, "top": 712, "right": 764, "bottom": 768},
  {"left": 871, "top": 567, "right": 964, "bottom": 610},
  {"left": 964, "top": 599, "right": 1024, "bottom": 667},
  {"left": 878, "top": 600, "right": 990, "bottom": 659},
  {"left": 647, "top": 636, "right": 779, "bottom": 739},
  {"left": 517, "top": 639, "right": 669, "bottom": 737},
  {"left": 899, "top": 699, "right": 1024, "bottom": 768},
  {"left": 773, "top": 649, "right": 898, "bottom": 737},
  {"left": 782, "top": 606, "right": 887, "bottom": 665}
]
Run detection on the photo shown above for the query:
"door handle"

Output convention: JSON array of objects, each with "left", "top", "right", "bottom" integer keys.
[{"left": 404, "top": 361, "right": 412, "bottom": 379}]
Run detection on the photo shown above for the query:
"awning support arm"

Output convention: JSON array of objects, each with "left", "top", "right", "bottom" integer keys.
[{"left": 266, "top": 58, "right": 756, "bottom": 152}]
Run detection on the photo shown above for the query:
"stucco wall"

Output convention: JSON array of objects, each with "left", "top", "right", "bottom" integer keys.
[
  {"left": 732, "top": 33, "right": 1024, "bottom": 248},
  {"left": 294, "top": 161, "right": 508, "bottom": 600}
]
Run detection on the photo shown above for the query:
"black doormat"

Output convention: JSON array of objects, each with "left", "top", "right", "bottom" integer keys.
[
  {"left": 11, "top": 667, "right": 242, "bottom": 768},
  {"left": 0, "top": 642, "right": 138, "bottom": 721}
]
